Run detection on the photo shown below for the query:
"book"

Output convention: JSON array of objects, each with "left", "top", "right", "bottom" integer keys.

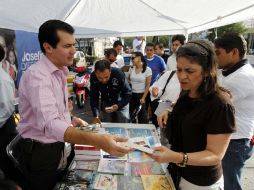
[
  {"left": 101, "top": 150, "right": 127, "bottom": 160},
  {"left": 128, "top": 162, "right": 165, "bottom": 176},
  {"left": 117, "top": 176, "right": 144, "bottom": 190},
  {"left": 64, "top": 170, "right": 94, "bottom": 183},
  {"left": 104, "top": 127, "right": 128, "bottom": 137},
  {"left": 74, "top": 154, "right": 101, "bottom": 160},
  {"left": 74, "top": 145, "right": 101, "bottom": 155},
  {"left": 93, "top": 174, "right": 117, "bottom": 190},
  {"left": 70, "top": 160, "right": 99, "bottom": 171},
  {"left": 128, "top": 150, "right": 154, "bottom": 163},
  {"left": 128, "top": 128, "right": 153, "bottom": 138},
  {"left": 53, "top": 181, "right": 89, "bottom": 190},
  {"left": 97, "top": 159, "right": 126, "bottom": 175},
  {"left": 141, "top": 175, "right": 175, "bottom": 190},
  {"left": 120, "top": 141, "right": 154, "bottom": 154}
]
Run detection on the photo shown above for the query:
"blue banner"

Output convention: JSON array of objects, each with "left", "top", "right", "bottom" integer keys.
[{"left": 15, "top": 30, "right": 41, "bottom": 86}]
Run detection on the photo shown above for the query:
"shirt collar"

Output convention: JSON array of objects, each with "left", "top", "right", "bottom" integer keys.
[
  {"left": 41, "top": 55, "right": 69, "bottom": 76},
  {"left": 222, "top": 59, "right": 247, "bottom": 77}
]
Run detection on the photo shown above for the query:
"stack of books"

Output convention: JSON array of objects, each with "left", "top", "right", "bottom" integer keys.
[{"left": 74, "top": 144, "right": 101, "bottom": 160}]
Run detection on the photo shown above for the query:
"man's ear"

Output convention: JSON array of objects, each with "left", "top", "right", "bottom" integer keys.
[
  {"left": 231, "top": 48, "right": 239, "bottom": 56},
  {"left": 43, "top": 42, "right": 53, "bottom": 54}
]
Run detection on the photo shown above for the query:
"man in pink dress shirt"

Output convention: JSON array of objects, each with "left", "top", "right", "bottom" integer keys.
[{"left": 17, "top": 20, "right": 130, "bottom": 190}]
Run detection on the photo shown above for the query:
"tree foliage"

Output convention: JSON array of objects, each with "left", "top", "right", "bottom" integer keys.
[{"left": 207, "top": 22, "right": 248, "bottom": 41}]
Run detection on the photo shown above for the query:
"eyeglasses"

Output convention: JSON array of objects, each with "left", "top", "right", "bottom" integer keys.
[{"left": 68, "top": 96, "right": 73, "bottom": 102}]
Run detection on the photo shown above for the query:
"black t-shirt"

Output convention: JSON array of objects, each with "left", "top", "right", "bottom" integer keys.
[{"left": 167, "top": 91, "right": 236, "bottom": 186}]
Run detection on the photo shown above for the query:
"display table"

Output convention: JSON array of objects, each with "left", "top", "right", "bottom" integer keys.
[{"left": 54, "top": 123, "right": 175, "bottom": 190}]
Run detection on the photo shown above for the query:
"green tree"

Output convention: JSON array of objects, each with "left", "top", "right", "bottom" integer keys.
[{"left": 207, "top": 22, "right": 248, "bottom": 41}]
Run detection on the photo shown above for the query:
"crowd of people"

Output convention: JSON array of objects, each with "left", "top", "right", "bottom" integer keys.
[{"left": 0, "top": 19, "right": 253, "bottom": 190}]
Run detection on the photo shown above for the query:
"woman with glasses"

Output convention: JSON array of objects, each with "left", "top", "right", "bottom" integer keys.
[
  {"left": 128, "top": 52, "right": 152, "bottom": 123},
  {"left": 152, "top": 40, "right": 236, "bottom": 189}
]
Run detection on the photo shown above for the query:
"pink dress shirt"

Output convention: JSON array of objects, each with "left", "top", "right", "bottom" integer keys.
[{"left": 18, "top": 55, "right": 71, "bottom": 143}]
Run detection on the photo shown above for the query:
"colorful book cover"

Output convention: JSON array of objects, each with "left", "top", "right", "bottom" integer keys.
[
  {"left": 53, "top": 182, "right": 89, "bottom": 190},
  {"left": 64, "top": 170, "right": 94, "bottom": 183},
  {"left": 141, "top": 175, "right": 175, "bottom": 190},
  {"left": 97, "top": 159, "right": 126, "bottom": 174},
  {"left": 104, "top": 127, "right": 128, "bottom": 137},
  {"left": 117, "top": 176, "right": 144, "bottom": 190},
  {"left": 93, "top": 174, "right": 117, "bottom": 190},
  {"left": 129, "top": 162, "right": 165, "bottom": 176},
  {"left": 128, "top": 128, "right": 153, "bottom": 138},
  {"left": 70, "top": 160, "right": 99, "bottom": 171},
  {"left": 101, "top": 150, "right": 127, "bottom": 160},
  {"left": 128, "top": 150, "right": 154, "bottom": 163}
]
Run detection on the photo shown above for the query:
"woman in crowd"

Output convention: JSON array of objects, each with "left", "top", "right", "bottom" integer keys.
[
  {"left": 152, "top": 40, "right": 236, "bottom": 189},
  {"left": 128, "top": 52, "right": 152, "bottom": 123},
  {"left": 7, "top": 49, "right": 18, "bottom": 81}
]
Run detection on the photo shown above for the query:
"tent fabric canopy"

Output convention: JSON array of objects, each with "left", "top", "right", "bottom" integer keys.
[{"left": 0, "top": 0, "right": 254, "bottom": 37}]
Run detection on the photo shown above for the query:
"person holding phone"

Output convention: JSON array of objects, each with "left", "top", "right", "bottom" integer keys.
[{"left": 90, "top": 60, "right": 132, "bottom": 123}]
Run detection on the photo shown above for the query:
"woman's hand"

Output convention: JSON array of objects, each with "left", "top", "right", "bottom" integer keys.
[
  {"left": 140, "top": 98, "right": 145, "bottom": 104},
  {"left": 152, "top": 87, "right": 159, "bottom": 97},
  {"left": 157, "top": 110, "right": 169, "bottom": 128},
  {"left": 151, "top": 146, "right": 179, "bottom": 163}
]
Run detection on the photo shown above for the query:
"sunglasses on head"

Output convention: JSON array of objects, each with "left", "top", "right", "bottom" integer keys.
[
  {"left": 177, "top": 44, "right": 208, "bottom": 57},
  {"left": 131, "top": 56, "right": 137, "bottom": 60},
  {"left": 68, "top": 96, "right": 73, "bottom": 101}
]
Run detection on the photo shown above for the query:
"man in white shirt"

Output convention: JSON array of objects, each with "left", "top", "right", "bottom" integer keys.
[
  {"left": 166, "top": 34, "right": 185, "bottom": 71},
  {"left": 215, "top": 32, "right": 254, "bottom": 190},
  {"left": 132, "top": 36, "right": 146, "bottom": 55},
  {"left": 0, "top": 44, "right": 20, "bottom": 184},
  {"left": 113, "top": 40, "right": 125, "bottom": 68}
]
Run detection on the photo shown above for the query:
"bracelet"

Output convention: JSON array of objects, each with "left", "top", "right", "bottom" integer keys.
[{"left": 176, "top": 152, "right": 188, "bottom": 167}]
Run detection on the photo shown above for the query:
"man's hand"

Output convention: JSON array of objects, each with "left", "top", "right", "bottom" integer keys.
[
  {"left": 157, "top": 110, "right": 169, "bottom": 128},
  {"left": 105, "top": 104, "right": 118, "bottom": 113},
  {"left": 152, "top": 87, "right": 159, "bottom": 97},
  {"left": 99, "top": 134, "right": 131, "bottom": 157},
  {"left": 72, "top": 117, "right": 88, "bottom": 127},
  {"left": 92, "top": 117, "right": 101, "bottom": 124}
]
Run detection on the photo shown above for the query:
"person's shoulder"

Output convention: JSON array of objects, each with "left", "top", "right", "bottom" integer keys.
[
  {"left": 211, "top": 90, "right": 232, "bottom": 106},
  {"left": 111, "top": 67, "right": 125, "bottom": 78}
]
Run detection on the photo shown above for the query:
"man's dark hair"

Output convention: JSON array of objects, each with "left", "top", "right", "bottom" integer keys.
[
  {"left": 155, "top": 43, "right": 164, "bottom": 49},
  {"left": 214, "top": 32, "right": 247, "bottom": 59},
  {"left": 94, "top": 60, "right": 111, "bottom": 72},
  {"left": 113, "top": 40, "right": 123, "bottom": 48},
  {"left": 172, "top": 34, "right": 186, "bottom": 45},
  {"left": 145, "top": 43, "right": 155, "bottom": 49},
  {"left": 0, "top": 44, "right": 4, "bottom": 62},
  {"left": 38, "top": 20, "right": 75, "bottom": 53},
  {"left": 104, "top": 48, "right": 117, "bottom": 57}
]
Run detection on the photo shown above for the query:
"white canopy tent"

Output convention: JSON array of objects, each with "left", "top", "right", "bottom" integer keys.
[{"left": 0, "top": 0, "right": 254, "bottom": 37}]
